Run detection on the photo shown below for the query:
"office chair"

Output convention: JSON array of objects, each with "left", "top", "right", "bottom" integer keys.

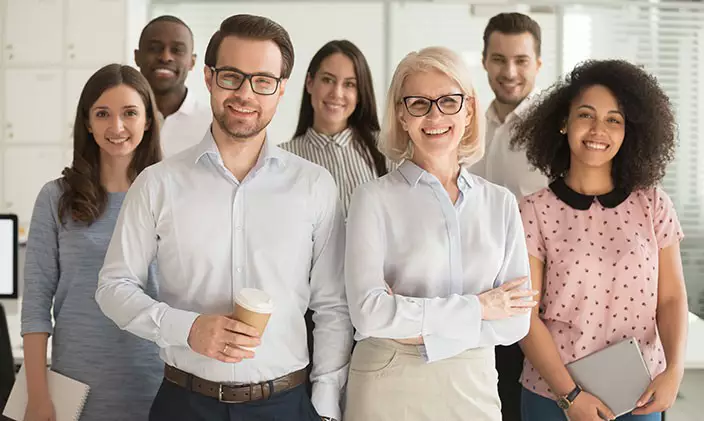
[{"left": 0, "top": 303, "right": 15, "bottom": 412}]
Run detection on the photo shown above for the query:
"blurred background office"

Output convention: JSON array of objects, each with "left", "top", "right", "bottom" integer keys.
[{"left": 0, "top": 0, "right": 702, "bottom": 418}]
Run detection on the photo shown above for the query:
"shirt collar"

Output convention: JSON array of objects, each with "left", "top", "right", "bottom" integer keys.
[
  {"left": 156, "top": 88, "right": 199, "bottom": 124},
  {"left": 193, "top": 129, "right": 286, "bottom": 169},
  {"left": 398, "top": 160, "right": 474, "bottom": 191},
  {"left": 176, "top": 87, "right": 198, "bottom": 116},
  {"left": 549, "top": 178, "right": 630, "bottom": 210},
  {"left": 486, "top": 90, "right": 537, "bottom": 125},
  {"left": 305, "top": 127, "right": 354, "bottom": 148}
]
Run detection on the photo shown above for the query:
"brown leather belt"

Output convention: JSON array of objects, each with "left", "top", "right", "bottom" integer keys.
[{"left": 164, "top": 364, "right": 307, "bottom": 403}]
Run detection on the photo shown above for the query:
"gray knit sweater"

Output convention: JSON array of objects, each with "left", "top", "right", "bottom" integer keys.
[{"left": 21, "top": 180, "right": 162, "bottom": 421}]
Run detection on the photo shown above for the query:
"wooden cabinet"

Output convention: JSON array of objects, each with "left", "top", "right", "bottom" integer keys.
[
  {"left": 0, "top": 0, "right": 148, "bottom": 228},
  {"left": 66, "top": 0, "right": 127, "bottom": 66},
  {"left": 3, "top": 146, "right": 66, "bottom": 225},
  {"left": 4, "top": 0, "right": 64, "bottom": 65},
  {"left": 3, "top": 69, "right": 64, "bottom": 144}
]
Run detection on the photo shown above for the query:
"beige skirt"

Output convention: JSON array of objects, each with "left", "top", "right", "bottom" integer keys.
[{"left": 344, "top": 338, "right": 501, "bottom": 421}]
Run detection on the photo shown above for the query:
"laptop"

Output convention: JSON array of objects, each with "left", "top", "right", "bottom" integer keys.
[
  {"left": 0, "top": 215, "right": 18, "bottom": 299},
  {"left": 566, "top": 337, "right": 652, "bottom": 418}
]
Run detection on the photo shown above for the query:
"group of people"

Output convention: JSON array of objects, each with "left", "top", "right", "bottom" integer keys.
[{"left": 18, "top": 10, "right": 688, "bottom": 421}]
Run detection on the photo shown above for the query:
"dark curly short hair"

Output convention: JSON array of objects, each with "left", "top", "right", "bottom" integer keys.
[{"left": 510, "top": 59, "right": 676, "bottom": 192}]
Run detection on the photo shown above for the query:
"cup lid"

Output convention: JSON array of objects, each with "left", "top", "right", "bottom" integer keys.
[{"left": 235, "top": 288, "right": 274, "bottom": 313}]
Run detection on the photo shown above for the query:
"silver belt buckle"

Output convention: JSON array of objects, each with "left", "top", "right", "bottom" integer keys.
[{"left": 218, "top": 384, "right": 246, "bottom": 403}]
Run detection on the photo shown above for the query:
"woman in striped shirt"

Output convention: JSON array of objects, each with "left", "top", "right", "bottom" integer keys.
[{"left": 281, "top": 40, "right": 388, "bottom": 215}]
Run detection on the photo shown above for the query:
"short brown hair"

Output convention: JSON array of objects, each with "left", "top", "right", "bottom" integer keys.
[
  {"left": 204, "top": 14, "right": 294, "bottom": 79},
  {"left": 482, "top": 13, "right": 541, "bottom": 59}
]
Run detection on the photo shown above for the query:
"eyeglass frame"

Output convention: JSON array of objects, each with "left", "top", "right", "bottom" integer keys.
[
  {"left": 208, "top": 66, "right": 283, "bottom": 96},
  {"left": 401, "top": 93, "right": 468, "bottom": 117}
]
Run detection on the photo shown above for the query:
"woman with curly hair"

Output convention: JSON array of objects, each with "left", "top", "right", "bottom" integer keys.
[
  {"left": 21, "top": 64, "right": 162, "bottom": 421},
  {"left": 513, "top": 59, "right": 688, "bottom": 421}
]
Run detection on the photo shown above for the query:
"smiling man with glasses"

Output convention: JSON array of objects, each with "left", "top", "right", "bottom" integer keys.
[{"left": 97, "top": 14, "right": 352, "bottom": 421}]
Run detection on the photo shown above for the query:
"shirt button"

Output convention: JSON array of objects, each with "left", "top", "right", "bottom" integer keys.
[
  {"left": 236, "top": 226, "right": 242, "bottom": 231},
  {"left": 236, "top": 267, "right": 243, "bottom": 273}
]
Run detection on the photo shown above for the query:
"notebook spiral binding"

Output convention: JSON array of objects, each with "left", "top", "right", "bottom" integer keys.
[{"left": 74, "top": 390, "right": 90, "bottom": 421}]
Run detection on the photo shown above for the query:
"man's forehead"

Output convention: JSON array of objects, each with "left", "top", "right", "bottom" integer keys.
[
  {"left": 142, "top": 21, "right": 192, "bottom": 44},
  {"left": 215, "top": 37, "right": 283, "bottom": 75},
  {"left": 487, "top": 32, "right": 538, "bottom": 55}
]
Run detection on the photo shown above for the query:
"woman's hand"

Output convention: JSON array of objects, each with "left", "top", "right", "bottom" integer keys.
[
  {"left": 25, "top": 393, "right": 56, "bottom": 421},
  {"left": 631, "top": 367, "right": 683, "bottom": 415},
  {"left": 478, "top": 277, "right": 538, "bottom": 320},
  {"left": 566, "top": 391, "right": 616, "bottom": 421}
]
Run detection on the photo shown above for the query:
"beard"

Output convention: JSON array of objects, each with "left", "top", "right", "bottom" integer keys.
[
  {"left": 492, "top": 79, "right": 530, "bottom": 107},
  {"left": 213, "top": 101, "right": 271, "bottom": 140},
  {"left": 494, "top": 92, "right": 526, "bottom": 107}
]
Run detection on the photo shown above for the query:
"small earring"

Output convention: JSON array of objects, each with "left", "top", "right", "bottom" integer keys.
[{"left": 559, "top": 128, "right": 567, "bottom": 135}]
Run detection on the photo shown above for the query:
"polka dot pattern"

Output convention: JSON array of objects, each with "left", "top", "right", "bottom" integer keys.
[{"left": 517, "top": 186, "right": 683, "bottom": 399}]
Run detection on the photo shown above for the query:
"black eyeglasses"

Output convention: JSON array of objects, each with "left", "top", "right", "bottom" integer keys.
[
  {"left": 402, "top": 94, "right": 467, "bottom": 117},
  {"left": 209, "top": 66, "right": 282, "bottom": 96}
]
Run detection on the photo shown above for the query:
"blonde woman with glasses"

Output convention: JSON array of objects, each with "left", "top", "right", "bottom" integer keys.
[{"left": 343, "top": 46, "right": 538, "bottom": 421}]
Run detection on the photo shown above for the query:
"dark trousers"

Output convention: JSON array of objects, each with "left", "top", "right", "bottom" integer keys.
[
  {"left": 149, "top": 380, "right": 320, "bottom": 421},
  {"left": 496, "top": 343, "right": 524, "bottom": 421},
  {"left": 305, "top": 309, "right": 315, "bottom": 397}
]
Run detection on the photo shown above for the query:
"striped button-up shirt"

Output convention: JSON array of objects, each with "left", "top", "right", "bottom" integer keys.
[{"left": 280, "top": 127, "right": 379, "bottom": 216}]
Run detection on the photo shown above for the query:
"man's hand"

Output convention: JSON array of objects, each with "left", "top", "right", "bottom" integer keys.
[{"left": 187, "top": 314, "right": 261, "bottom": 363}]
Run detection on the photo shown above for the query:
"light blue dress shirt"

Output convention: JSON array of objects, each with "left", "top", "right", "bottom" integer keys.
[
  {"left": 96, "top": 131, "right": 353, "bottom": 420},
  {"left": 345, "top": 160, "right": 530, "bottom": 363}
]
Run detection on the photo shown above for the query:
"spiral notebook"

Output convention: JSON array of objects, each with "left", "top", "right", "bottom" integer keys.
[{"left": 2, "top": 364, "right": 90, "bottom": 421}]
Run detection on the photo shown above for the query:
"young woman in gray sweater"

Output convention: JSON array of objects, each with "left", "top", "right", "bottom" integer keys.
[{"left": 21, "top": 64, "right": 162, "bottom": 421}]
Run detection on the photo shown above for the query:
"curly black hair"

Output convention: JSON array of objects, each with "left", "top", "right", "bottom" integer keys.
[{"left": 510, "top": 59, "right": 676, "bottom": 192}]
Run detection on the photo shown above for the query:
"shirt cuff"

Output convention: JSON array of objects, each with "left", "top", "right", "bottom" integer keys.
[
  {"left": 21, "top": 320, "right": 54, "bottom": 337},
  {"left": 422, "top": 335, "right": 474, "bottom": 363},
  {"left": 422, "top": 294, "right": 482, "bottom": 340},
  {"left": 311, "top": 381, "right": 341, "bottom": 421},
  {"left": 160, "top": 307, "right": 200, "bottom": 348}
]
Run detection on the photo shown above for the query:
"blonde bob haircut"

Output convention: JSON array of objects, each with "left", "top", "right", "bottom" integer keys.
[{"left": 379, "top": 46, "right": 485, "bottom": 166}]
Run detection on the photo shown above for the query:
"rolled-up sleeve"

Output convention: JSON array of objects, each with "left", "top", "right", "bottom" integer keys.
[
  {"left": 21, "top": 181, "right": 61, "bottom": 336},
  {"left": 96, "top": 169, "right": 199, "bottom": 349}
]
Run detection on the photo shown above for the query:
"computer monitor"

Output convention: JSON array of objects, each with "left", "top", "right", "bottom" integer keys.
[{"left": 0, "top": 215, "right": 18, "bottom": 298}]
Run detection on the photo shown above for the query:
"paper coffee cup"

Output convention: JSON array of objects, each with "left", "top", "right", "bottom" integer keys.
[{"left": 233, "top": 288, "right": 274, "bottom": 351}]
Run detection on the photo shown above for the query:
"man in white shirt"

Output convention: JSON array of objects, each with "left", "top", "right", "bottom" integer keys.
[
  {"left": 471, "top": 12, "right": 547, "bottom": 421},
  {"left": 135, "top": 15, "right": 211, "bottom": 157},
  {"left": 98, "top": 14, "right": 351, "bottom": 421}
]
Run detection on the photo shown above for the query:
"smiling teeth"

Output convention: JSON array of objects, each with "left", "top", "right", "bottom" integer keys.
[
  {"left": 424, "top": 128, "right": 450, "bottom": 135},
  {"left": 107, "top": 138, "right": 128, "bottom": 144},
  {"left": 233, "top": 107, "right": 255, "bottom": 114},
  {"left": 584, "top": 141, "right": 608, "bottom": 150}
]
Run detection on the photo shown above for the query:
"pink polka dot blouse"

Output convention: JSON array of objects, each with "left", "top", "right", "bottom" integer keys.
[{"left": 518, "top": 178, "right": 683, "bottom": 399}]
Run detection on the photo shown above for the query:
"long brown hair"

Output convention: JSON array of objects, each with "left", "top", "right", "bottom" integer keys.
[
  {"left": 58, "top": 64, "right": 161, "bottom": 225},
  {"left": 294, "top": 40, "right": 387, "bottom": 176}
]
